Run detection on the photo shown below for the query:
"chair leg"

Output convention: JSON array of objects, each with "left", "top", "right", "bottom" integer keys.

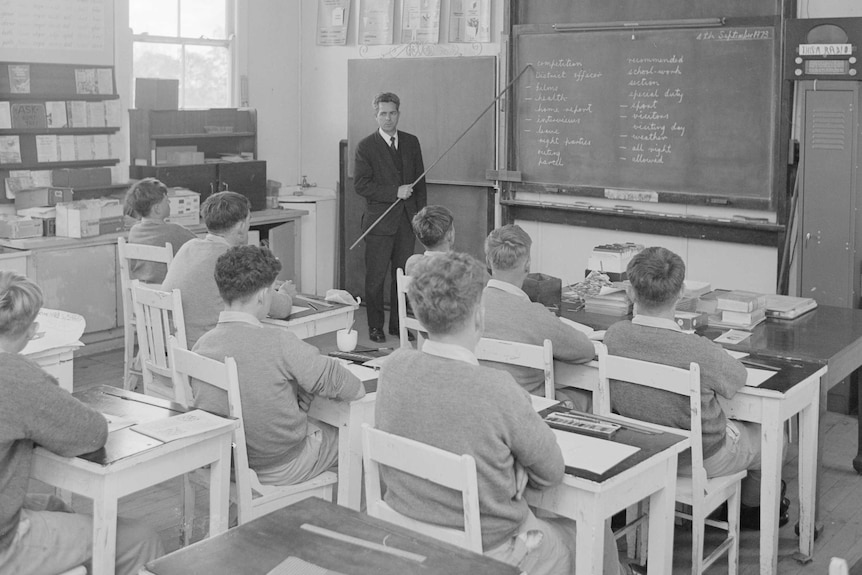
[
  {"left": 691, "top": 502, "right": 706, "bottom": 575},
  {"left": 123, "top": 322, "right": 135, "bottom": 390},
  {"left": 181, "top": 474, "right": 195, "bottom": 546},
  {"left": 727, "top": 487, "right": 742, "bottom": 575}
]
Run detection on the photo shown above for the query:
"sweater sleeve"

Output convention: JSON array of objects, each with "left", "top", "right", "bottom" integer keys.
[
  {"left": 281, "top": 333, "right": 365, "bottom": 401},
  {"left": 695, "top": 335, "right": 748, "bottom": 399},
  {"left": 530, "top": 302, "right": 595, "bottom": 363},
  {"left": 14, "top": 358, "right": 108, "bottom": 456},
  {"left": 501, "top": 381, "right": 564, "bottom": 489}
]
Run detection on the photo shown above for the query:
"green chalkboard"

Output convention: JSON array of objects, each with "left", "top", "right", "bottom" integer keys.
[{"left": 513, "top": 26, "right": 779, "bottom": 203}]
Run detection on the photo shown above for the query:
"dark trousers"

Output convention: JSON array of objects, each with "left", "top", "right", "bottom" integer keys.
[{"left": 364, "top": 213, "right": 415, "bottom": 332}]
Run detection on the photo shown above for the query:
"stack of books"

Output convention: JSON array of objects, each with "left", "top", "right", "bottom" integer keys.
[
  {"left": 585, "top": 243, "right": 643, "bottom": 281},
  {"left": 708, "top": 290, "right": 767, "bottom": 330},
  {"left": 584, "top": 286, "right": 632, "bottom": 316}
]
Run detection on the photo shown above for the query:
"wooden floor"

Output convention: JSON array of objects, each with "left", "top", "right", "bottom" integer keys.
[{"left": 34, "top": 311, "right": 862, "bottom": 574}]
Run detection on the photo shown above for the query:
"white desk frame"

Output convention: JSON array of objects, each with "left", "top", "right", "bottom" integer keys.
[
  {"left": 262, "top": 303, "right": 357, "bottom": 340},
  {"left": 30, "top": 424, "right": 235, "bottom": 575}
]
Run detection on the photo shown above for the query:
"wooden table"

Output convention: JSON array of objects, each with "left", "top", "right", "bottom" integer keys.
[
  {"left": 262, "top": 299, "right": 358, "bottom": 340},
  {"left": 562, "top": 305, "right": 831, "bottom": 574},
  {"left": 143, "top": 496, "right": 519, "bottom": 575},
  {"left": 29, "top": 386, "right": 236, "bottom": 575},
  {"left": 525, "top": 407, "right": 688, "bottom": 575}
]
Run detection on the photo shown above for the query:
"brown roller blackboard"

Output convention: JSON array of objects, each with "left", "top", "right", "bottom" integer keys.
[{"left": 513, "top": 25, "right": 779, "bottom": 204}]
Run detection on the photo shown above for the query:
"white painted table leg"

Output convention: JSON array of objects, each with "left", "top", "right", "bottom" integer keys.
[
  {"left": 575, "top": 497, "right": 603, "bottom": 575},
  {"left": 91, "top": 477, "right": 119, "bottom": 575},
  {"left": 647, "top": 458, "right": 676, "bottom": 575},
  {"left": 208, "top": 436, "right": 232, "bottom": 536},
  {"left": 797, "top": 388, "right": 820, "bottom": 557},
  {"left": 758, "top": 402, "right": 784, "bottom": 575}
]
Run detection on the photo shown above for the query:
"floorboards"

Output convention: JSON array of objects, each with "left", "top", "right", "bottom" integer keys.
[{"left": 34, "top": 307, "right": 862, "bottom": 573}]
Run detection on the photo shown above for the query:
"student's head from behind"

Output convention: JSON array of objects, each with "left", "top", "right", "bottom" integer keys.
[
  {"left": 412, "top": 205, "right": 454, "bottom": 251},
  {"left": 125, "top": 178, "right": 169, "bottom": 219},
  {"left": 373, "top": 92, "right": 401, "bottom": 136},
  {"left": 407, "top": 252, "right": 488, "bottom": 342},
  {"left": 485, "top": 224, "right": 531, "bottom": 285},
  {"left": 626, "top": 246, "right": 686, "bottom": 314},
  {"left": 214, "top": 245, "right": 282, "bottom": 318},
  {"left": 201, "top": 191, "right": 251, "bottom": 246},
  {"left": 0, "top": 271, "right": 43, "bottom": 353}
]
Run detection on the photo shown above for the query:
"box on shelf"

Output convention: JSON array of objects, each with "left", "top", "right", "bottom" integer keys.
[
  {"left": 165, "top": 188, "right": 200, "bottom": 226},
  {"left": 56, "top": 201, "right": 100, "bottom": 238},
  {"left": 52, "top": 167, "right": 112, "bottom": 188},
  {"left": 16, "top": 207, "right": 56, "bottom": 237},
  {"left": 0, "top": 217, "right": 42, "bottom": 239},
  {"left": 97, "top": 198, "right": 123, "bottom": 220},
  {"left": 99, "top": 216, "right": 124, "bottom": 234},
  {"left": 14, "top": 187, "right": 74, "bottom": 210},
  {"left": 586, "top": 243, "right": 643, "bottom": 274}
]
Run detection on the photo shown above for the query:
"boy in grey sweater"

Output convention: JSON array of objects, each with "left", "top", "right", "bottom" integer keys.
[
  {"left": 0, "top": 271, "right": 162, "bottom": 575},
  {"left": 604, "top": 246, "right": 789, "bottom": 530},
  {"left": 376, "top": 252, "right": 625, "bottom": 575},
  {"left": 192, "top": 246, "right": 364, "bottom": 485}
]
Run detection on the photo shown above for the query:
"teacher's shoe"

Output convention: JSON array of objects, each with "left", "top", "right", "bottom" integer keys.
[
  {"left": 389, "top": 328, "right": 415, "bottom": 342},
  {"left": 369, "top": 327, "right": 386, "bottom": 343}
]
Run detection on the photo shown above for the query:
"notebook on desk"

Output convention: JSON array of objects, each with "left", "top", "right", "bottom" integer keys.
[{"left": 764, "top": 295, "right": 818, "bottom": 320}]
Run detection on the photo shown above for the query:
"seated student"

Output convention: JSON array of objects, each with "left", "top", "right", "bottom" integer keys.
[
  {"left": 376, "top": 252, "right": 626, "bottom": 575},
  {"left": 0, "top": 271, "right": 163, "bottom": 575},
  {"left": 192, "top": 245, "right": 365, "bottom": 485},
  {"left": 481, "top": 224, "right": 595, "bottom": 410},
  {"left": 162, "top": 191, "right": 295, "bottom": 347},
  {"left": 124, "top": 178, "right": 197, "bottom": 284},
  {"left": 603, "top": 246, "right": 790, "bottom": 530},
  {"left": 404, "top": 205, "right": 455, "bottom": 274}
]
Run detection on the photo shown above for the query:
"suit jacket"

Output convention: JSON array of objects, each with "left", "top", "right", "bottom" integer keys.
[{"left": 354, "top": 130, "right": 427, "bottom": 236}]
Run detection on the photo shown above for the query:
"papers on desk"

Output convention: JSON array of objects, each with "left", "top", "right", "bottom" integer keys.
[
  {"left": 560, "top": 316, "right": 606, "bottom": 341},
  {"left": 344, "top": 362, "right": 378, "bottom": 382},
  {"left": 102, "top": 413, "right": 138, "bottom": 433},
  {"left": 287, "top": 306, "right": 310, "bottom": 316},
  {"left": 745, "top": 367, "right": 776, "bottom": 388},
  {"left": 267, "top": 556, "right": 346, "bottom": 575},
  {"left": 131, "top": 409, "right": 233, "bottom": 442},
  {"left": 21, "top": 308, "right": 85, "bottom": 355},
  {"left": 714, "top": 329, "right": 753, "bottom": 345},
  {"left": 551, "top": 429, "right": 640, "bottom": 475}
]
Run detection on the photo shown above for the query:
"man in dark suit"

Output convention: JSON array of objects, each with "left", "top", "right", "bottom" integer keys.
[{"left": 355, "top": 92, "right": 427, "bottom": 343}]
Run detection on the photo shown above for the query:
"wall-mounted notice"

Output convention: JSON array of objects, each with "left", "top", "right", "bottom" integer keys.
[
  {"left": 317, "top": 0, "right": 351, "bottom": 46},
  {"left": 0, "top": 0, "right": 114, "bottom": 66},
  {"left": 514, "top": 26, "right": 778, "bottom": 203},
  {"left": 360, "top": 0, "right": 395, "bottom": 45}
]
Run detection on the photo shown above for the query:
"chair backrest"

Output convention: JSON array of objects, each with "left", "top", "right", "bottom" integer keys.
[
  {"left": 133, "top": 281, "right": 188, "bottom": 403},
  {"left": 474, "top": 337, "right": 555, "bottom": 399},
  {"left": 595, "top": 342, "right": 705, "bottom": 483},
  {"left": 117, "top": 237, "right": 173, "bottom": 318},
  {"left": 830, "top": 558, "right": 850, "bottom": 575},
  {"left": 362, "top": 423, "right": 483, "bottom": 553},
  {"left": 396, "top": 268, "right": 426, "bottom": 349}
]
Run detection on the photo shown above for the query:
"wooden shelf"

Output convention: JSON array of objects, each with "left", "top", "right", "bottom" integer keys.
[
  {"left": 0, "top": 159, "right": 119, "bottom": 170},
  {"left": 0, "top": 94, "right": 119, "bottom": 101},
  {"left": 149, "top": 132, "right": 256, "bottom": 140}
]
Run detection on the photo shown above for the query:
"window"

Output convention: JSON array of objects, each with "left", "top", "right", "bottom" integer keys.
[{"left": 130, "top": 0, "right": 235, "bottom": 109}]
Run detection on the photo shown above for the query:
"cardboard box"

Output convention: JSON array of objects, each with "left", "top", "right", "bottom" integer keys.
[
  {"left": 0, "top": 217, "right": 42, "bottom": 239},
  {"left": 56, "top": 202, "right": 100, "bottom": 238},
  {"left": 135, "top": 78, "right": 179, "bottom": 110},
  {"left": 14, "top": 187, "right": 74, "bottom": 210},
  {"left": 52, "top": 167, "right": 112, "bottom": 188},
  {"left": 166, "top": 188, "right": 200, "bottom": 225},
  {"left": 17, "top": 207, "right": 56, "bottom": 237},
  {"left": 675, "top": 311, "right": 707, "bottom": 331},
  {"left": 99, "top": 216, "right": 124, "bottom": 234},
  {"left": 97, "top": 198, "right": 123, "bottom": 219}
]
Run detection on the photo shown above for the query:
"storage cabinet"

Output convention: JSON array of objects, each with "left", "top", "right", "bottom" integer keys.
[
  {"left": 0, "top": 62, "right": 124, "bottom": 205},
  {"left": 129, "top": 108, "right": 265, "bottom": 210}
]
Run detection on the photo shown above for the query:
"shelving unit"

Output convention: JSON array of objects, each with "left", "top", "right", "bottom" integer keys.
[
  {"left": 129, "top": 108, "right": 266, "bottom": 210},
  {"left": 0, "top": 62, "right": 122, "bottom": 204}
]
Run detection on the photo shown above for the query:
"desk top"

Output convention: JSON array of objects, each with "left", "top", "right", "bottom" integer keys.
[
  {"left": 563, "top": 302, "right": 862, "bottom": 370},
  {"left": 540, "top": 405, "right": 687, "bottom": 483},
  {"left": 72, "top": 386, "right": 186, "bottom": 465},
  {"left": 145, "top": 497, "right": 519, "bottom": 575}
]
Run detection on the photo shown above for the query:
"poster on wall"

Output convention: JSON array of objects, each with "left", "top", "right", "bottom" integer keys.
[
  {"left": 317, "top": 0, "right": 350, "bottom": 46},
  {"left": 449, "top": 0, "right": 491, "bottom": 43},
  {"left": 360, "top": 0, "right": 395, "bottom": 45},
  {"left": 401, "top": 0, "right": 441, "bottom": 44}
]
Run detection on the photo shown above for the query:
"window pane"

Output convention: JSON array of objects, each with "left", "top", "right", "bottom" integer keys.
[
  {"left": 183, "top": 45, "right": 230, "bottom": 109},
  {"left": 130, "top": 0, "right": 178, "bottom": 36},
  {"left": 133, "top": 42, "right": 181, "bottom": 107},
  {"left": 181, "top": 0, "right": 228, "bottom": 39}
]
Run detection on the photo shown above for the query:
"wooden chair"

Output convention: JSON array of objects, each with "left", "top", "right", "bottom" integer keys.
[
  {"left": 131, "top": 281, "right": 188, "bottom": 404},
  {"left": 830, "top": 558, "right": 850, "bottom": 575},
  {"left": 170, "top": 342, "right": 337, "bottom": 527},
  {"left": 395, "top": 268, "right": 426, "bottom": 349},
  {"left": 361, "top": 423, "right": 482, "bottom": 553},
  {"left": 596, "top": 343, "right": 747, "bottom": 575},
  {"left": 117, "top": 237, "right": 174, "bottom": 390},
  {"left": 474, "top": 337, "right": 555, "bottom": 399}
]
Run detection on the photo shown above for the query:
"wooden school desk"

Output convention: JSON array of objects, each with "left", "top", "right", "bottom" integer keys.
[
  {"left": 143, "top": 496, "right": 519, "bottom": 575},
  {"left": 262, "top": 297, "right": 358, "bottom": 339},
  {"left": 526, "top": 397, "right": 688, "bottom": 575},
  {"left": 29, "top": 386, "right": 236, "bottom": 575}
]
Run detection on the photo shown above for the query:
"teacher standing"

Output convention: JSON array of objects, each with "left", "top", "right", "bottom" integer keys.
[{"left": 354, "top": 92, "right": 427, "bottom": 344}]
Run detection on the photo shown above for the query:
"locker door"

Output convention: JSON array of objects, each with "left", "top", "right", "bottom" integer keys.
[{"left": 799, "top": 86, "right": 858, "bottom": 307}]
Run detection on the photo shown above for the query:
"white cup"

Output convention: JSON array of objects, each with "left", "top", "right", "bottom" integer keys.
[{"left": 336, "top": 329, "right": 358, "bottom": 352}]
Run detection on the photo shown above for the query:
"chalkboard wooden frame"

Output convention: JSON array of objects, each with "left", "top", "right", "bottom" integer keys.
[{"left": 506, "top": 19, "right": 786, "bottom": 210}]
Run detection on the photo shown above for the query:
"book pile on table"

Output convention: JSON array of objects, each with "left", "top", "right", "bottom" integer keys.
[
  {"left": 707, "top": 290, "right": 767, "bottom": 330},
  {"left": 584, "top": 285, "right": 632, "bottom": 316}
]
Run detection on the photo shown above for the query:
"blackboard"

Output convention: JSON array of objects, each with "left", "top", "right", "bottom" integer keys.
[
  {"left": 518, "top": 0, "right": 780, "bottom": 25},
  {"left": 513, "top": 26, "right": 779, "bottom": 204}
]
